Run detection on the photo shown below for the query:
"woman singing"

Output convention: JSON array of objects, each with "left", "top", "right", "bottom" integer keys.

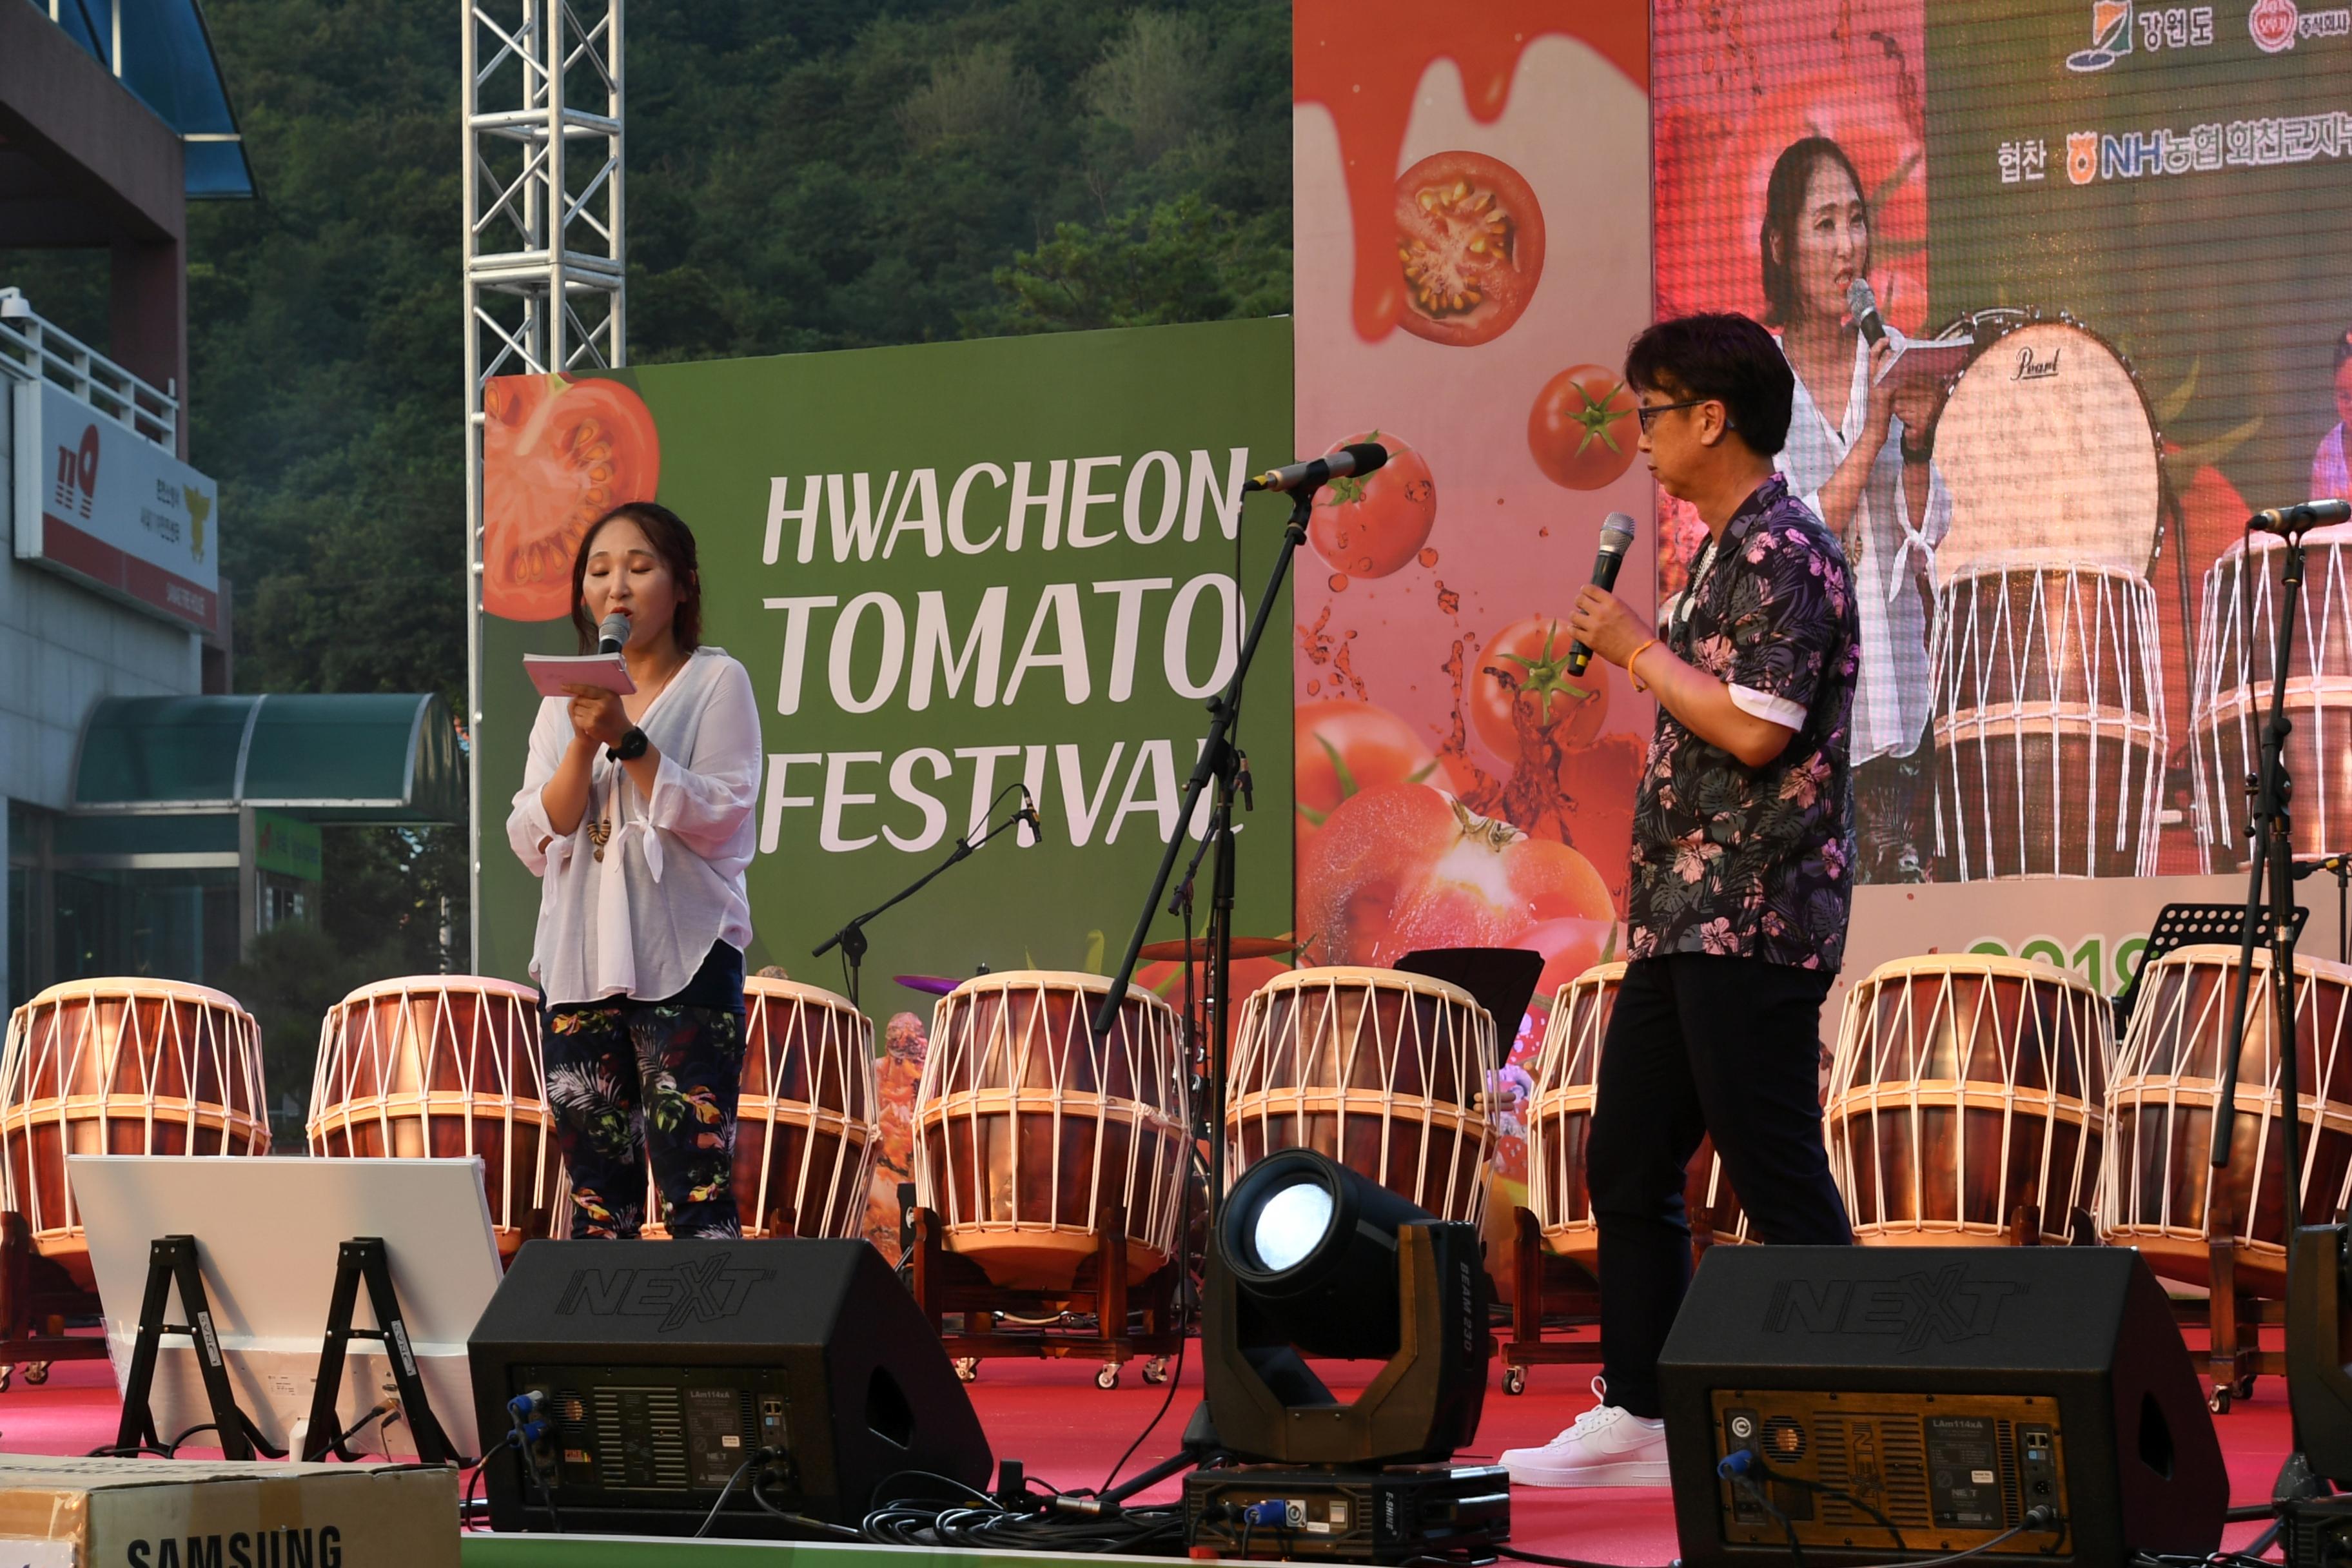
[
  {"left": 506, "top": 501, "right": 763, "bottom": 1239},
  {"left": 1761, "top": 136, "right": 1950, "bottom": 883}
]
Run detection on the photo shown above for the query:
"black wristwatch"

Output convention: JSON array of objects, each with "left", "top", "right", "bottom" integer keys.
[{"left": 607, "top": 726, "right": 649, "bottom": 763}]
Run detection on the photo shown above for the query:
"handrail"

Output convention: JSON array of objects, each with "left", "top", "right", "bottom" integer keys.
[{"left": 0, "top": 287, "right": 177, "bottom": 454}]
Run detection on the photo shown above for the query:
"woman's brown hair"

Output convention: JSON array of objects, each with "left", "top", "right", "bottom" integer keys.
[{"left": 569, "top": 501, "right": 703, "bottom": 654}]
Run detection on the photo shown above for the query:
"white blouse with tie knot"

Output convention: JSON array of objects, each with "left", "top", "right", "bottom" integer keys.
[{"left": 505, "top": 646, "right": 763, "bottom": 1006}]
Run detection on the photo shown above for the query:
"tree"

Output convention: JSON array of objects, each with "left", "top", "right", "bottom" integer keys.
[{"left": 0, "top": 0, "right": 1292, "bottom": 989}]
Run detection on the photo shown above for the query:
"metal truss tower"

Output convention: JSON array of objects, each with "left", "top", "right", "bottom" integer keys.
[{"left": 462, "top": 0, "right": 624, "bottom": 971}]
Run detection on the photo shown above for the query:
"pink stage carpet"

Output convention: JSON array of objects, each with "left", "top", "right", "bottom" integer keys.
[{"left": 0, "top": 1342, "right": 2289, "bottom": 1561}]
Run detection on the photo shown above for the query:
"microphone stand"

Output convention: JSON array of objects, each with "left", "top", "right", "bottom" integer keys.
[
  {"left": 2212, "top": 521, "right": 2313, "bottom": 1464},
  {"left": 1094, "top": 488, "right": 1309, "bottom": 1227},
  {"left": 2293, "top": 855, "right": 2350, "bottom": 967},
  {"left": 812, "top": 790, "right": 1027, "bottom": 1012}
]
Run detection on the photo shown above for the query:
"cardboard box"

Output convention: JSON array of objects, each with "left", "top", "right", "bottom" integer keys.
[{"left": 0, "top": 1455, "right": 457, "bottom": 1567}]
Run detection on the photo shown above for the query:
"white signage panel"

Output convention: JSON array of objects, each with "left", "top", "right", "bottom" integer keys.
[{"left": 10, "top": 380, "right": 219, "bottom": 633}]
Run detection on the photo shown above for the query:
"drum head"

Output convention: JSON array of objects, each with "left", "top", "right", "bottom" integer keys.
[{"left": 1934, "top": 319, "right": 2161, "bottom": 581}]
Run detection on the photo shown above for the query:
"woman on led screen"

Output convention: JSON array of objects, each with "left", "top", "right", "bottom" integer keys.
[
  {"left": 1760, "top": 135, "right": 1950, "bottom": 885},
  {"left": 2312, "top": 328, "right": 2352, "bottom": 501}
]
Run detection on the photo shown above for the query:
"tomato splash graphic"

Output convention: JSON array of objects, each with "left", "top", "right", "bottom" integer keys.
[
  {"left": 1295, "top": 0, "right": 1645, "bottom": 340},
  {"left": 1311, "top": 429, "right": 1438, "bottom": 577},
  {"left": 1473, "top": 617, "right": 1607, "bottom": 761}
]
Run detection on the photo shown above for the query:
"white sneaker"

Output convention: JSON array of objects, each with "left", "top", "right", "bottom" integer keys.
[{"left": 1499, "top": 1377, "right": 1670, "bottom": 1487}]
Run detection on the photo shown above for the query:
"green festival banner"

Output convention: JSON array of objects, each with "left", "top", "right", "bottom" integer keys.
[{"left": 476, "top": 320, "right": 1297, "bottom": 1016}]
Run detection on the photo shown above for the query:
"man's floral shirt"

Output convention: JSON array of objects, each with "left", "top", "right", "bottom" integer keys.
[{"left": 1627, "top": 475, "right": 1859, "bottom": 972}]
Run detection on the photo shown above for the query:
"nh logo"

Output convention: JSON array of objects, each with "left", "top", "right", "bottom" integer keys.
[{"left": 1764, "top": 1266, "right": 2023, "bottom": 1353}]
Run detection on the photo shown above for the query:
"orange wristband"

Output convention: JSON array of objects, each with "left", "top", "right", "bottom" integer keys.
[{"left": 1626, "top": 638, "right": 1660, "bottom": 692}]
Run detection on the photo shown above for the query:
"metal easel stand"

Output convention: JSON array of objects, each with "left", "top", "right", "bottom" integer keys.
[
  {"left": 2211, "top": 525, "right": 2321, "bottom": 1467},
  {"left": 115, "top": 1237, "right": 280, "bottom": 1461},
  {"left": 301, "top": 1238, "right": 463, "bottom": 1464}
]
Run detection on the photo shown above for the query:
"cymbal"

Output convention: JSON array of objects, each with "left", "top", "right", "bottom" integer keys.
[
  {"left": 1136, "top": 936, "right": 1298, "bottom": 963},
  {"left": 894, "top": 974, "right": 962, "bottom": 997}
]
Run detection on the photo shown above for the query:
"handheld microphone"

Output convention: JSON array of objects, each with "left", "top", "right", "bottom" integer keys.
[
  {"left": 2249, "top": 499, "right": 2351, "bottom": 533},
  {"left": 1244, "top": 442, "right": 1389, "bottom": 495},
  {"left": 1565, "top": 513, "right": 1640, "bottom": 678},
  {"left": 597, "top": 612, "right": 632, "bottom": 655},
  {"left": 1847, "top": 277, "right": 1886, "bottom": 347}
]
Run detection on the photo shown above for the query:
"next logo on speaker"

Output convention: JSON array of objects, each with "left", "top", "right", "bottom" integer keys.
[
  {"left": 1763, "top": 1264, "right": 2024, "bottom": 1353},
  {"left": 555, "top": 1252, "right": 777, "bottom": 1331}
]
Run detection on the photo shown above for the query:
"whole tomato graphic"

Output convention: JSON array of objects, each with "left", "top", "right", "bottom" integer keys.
[
  {"left": 1308, "top": 430, "right": 1436, "bottom": 578},
  {"left": 1295, "top": 698, "right": 1443, "bottom": 852},
  {"left": 1393, "top": 152, "right": 1546, "bottom": 348},
  {"left": 1528, "top": 366, "right": 1640, "bottom": 491},
  {"left": 1299, "top": 783, "right": 1612, "bottom": 968},
  {"left": 1471, "top": 616, "right": 1611, "bottom": 762},
  {"left": 482, "top": 373, "right": 662, "bottom": 622}
]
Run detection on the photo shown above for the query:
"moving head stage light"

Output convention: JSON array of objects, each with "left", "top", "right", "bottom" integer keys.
[{"left": 1185, "top": 1148, "right": 1505, "bottom": 1564}]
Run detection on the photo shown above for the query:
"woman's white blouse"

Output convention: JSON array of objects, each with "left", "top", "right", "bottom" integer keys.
[
  {"left": 505, "top": 647, "right": 763, "bottom": 1006},
  {"left": 1778, "top": 329, "right": 1953, "bottom": 767}
]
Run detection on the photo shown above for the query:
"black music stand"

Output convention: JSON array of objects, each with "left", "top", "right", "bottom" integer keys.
[
  {"left": 2112, "top": 901, "right": 2307, "bottom": 1034},
  {"left": 1395, "top": 946, "right": 1547, "bottom": 1064}
]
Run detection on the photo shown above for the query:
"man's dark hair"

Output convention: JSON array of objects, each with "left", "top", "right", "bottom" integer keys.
[
  {"left": 2335, "top": 324, "right": 2352, "bottom": 370},
  {"left": 571, "top": 500, "right": 703, "bottom": 654},
  {"left": 1625, "top": 313, "right": 1795, "bottom": 459},
  {"left": 1759, "top": 136, "right": 1870, "bottom": 328}
]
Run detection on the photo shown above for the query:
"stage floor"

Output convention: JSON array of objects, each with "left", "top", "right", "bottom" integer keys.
[{"left": 0, "top": 1340, "right": 2291, "bottom": 1563}]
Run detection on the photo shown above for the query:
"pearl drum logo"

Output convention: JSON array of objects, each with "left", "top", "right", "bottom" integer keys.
[
  {"left": 52, "top": 421, "right": 99, "bottom": 519},
  {"left": 2068, "top": 0, "right": 2136, "bottom": 68}
]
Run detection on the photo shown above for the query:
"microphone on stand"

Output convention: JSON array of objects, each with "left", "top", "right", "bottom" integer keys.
[
  {"left": 1019, "top": 787, "right": 1044, "bottom": 845},
  {"left": 1565, "top": 513, "right": 1641, "bottom": 678},
  {"left": 1244, "top": 443, "right": 1389, "bottom": 495},
  {"left": 597, "top": 612, "right": 632, "bottom": 655},
  {"left": 2248, "top": 499, "right": 2351, "bottom": 534}
]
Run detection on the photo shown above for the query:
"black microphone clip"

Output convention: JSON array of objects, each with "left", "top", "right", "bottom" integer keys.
[{"left": 2248, "top": 498, "right": 2351, "bottom": 534}]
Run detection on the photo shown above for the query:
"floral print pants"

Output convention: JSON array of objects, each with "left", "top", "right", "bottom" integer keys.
[{"left": 542, "top": 1002, "right": 745, "bottom": 1239}]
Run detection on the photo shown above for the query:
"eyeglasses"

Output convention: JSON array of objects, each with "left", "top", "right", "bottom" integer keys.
[{"left": 1634, "top": 398, "right": 1712, "bottom": 431}]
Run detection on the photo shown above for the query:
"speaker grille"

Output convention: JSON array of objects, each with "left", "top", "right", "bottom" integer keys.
[{"left": 1810, "top": 1414, "right": 1934, "bottom": 1531}]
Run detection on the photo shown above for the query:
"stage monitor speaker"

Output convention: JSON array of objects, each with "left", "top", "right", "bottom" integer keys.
[
  {"left": 1658, "top": 1246, "right": 2224, "bottom": 1567},
  {"left": 2288, "top": 1223, "right": 2352, "bottom": 1487},
  {"left": 468, "top": 1239, "right": 992, "bottom": 1536}
]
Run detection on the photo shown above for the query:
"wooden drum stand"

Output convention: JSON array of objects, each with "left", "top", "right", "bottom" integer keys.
[
  {"left": 903, "top": 972, "right": 1193, "bottom": 1389},
  {"left": 899, "top": 1188, "right": 1186, "bottom": 1388}
]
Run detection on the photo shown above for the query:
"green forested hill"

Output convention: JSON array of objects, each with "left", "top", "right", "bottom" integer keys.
[{"left": 0, "top": 0, "right": 1288, "bottom": 1075}]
